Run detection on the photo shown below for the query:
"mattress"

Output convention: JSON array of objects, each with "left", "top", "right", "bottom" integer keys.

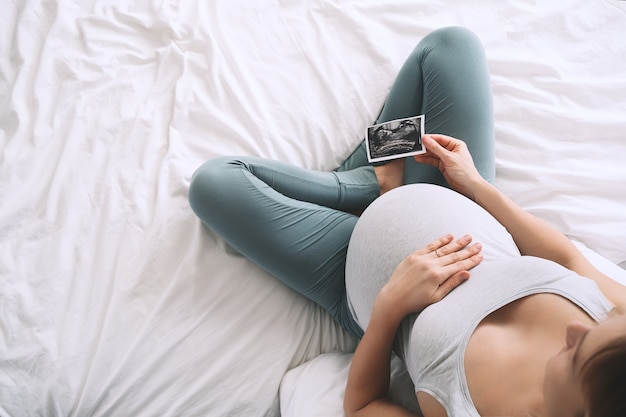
[{"left": 1, "top": 1, "right": 625, "bottom": 416}]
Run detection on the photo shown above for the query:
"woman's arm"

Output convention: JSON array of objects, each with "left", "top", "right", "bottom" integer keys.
[
  {"left": 344, "top": 235, "right": 483, "bottom": 417},
  {"left": 343, "top": 297, "right": 420, "bottom": 417},
  {"left": 415, "top": 134, "right": 626, "bottom": 310},
  {"left": 471, "top": 177, "right": 626, "bottom": 310}
]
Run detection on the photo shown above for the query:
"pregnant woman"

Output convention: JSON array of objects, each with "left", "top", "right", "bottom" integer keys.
[{"left": 188, "top": 27, "right": 626, "bottom": 417}]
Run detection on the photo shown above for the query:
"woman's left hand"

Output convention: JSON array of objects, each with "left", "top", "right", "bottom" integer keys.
[
  {"left": 414, "top": 134, "right": 485, "bottom": 201},
  {"left": 376, "top": 234, "right": 483, "bottom": 321}
]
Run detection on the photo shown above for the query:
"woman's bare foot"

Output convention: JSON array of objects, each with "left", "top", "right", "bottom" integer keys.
[{"left": 374, "top": 159, "right": 405, "bottom": 195}]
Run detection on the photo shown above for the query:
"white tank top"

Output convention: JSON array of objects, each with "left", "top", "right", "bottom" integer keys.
[{"left": 345, "top": 184, "right": 613, "bottom": 416}]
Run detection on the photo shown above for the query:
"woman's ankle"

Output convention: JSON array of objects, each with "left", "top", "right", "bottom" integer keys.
[{"left": 374, "top": 159, "right": 405, "bottom": 194}]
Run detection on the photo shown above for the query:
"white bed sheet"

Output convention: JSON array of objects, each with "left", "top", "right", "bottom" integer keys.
[{"left": 1, "top": 1, "right": 625, "bottom": 416}]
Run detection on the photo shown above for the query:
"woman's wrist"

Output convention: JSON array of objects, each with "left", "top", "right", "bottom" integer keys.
[
  {"left": 464, "top": 175, "right": 491, "bottom": 202},
  {"left": 373, "top": 287, "right": 414, "bottom": 327},
  {"left": 469, "top": 177, "right": 498, "bottom": 205}
]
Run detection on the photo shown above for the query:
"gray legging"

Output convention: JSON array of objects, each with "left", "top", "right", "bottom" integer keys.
[{"left": 188, "top": 27, "right": 495, "bottom": 338}]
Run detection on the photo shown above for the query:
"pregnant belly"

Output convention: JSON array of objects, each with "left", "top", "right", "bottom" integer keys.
[{"left": 346, "top": 183, "right": 520, "bottom": 330}]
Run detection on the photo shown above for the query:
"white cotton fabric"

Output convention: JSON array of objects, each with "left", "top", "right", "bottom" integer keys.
[{"left": 2, "top": 1, "right": 625, "bottom": 416}]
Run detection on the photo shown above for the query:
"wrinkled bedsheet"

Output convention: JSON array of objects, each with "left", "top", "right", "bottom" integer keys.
[{"left": 1, "top": 1, "right": 625, "bottom": 416}]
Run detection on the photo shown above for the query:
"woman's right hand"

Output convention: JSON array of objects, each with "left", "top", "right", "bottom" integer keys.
[
  {"left": 346, "top": 235, "right": 482, "bottom": 417},
  {"left": 414, "top": 134, "right": 486, "bottom": 200},
  {"left": 376, "top": 234, "right": 483, "bottom": 322}
]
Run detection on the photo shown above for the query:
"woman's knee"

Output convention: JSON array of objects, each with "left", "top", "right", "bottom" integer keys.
[
  {"left": 188, "top": 156, "right": 245, "bottom": 222},
  {"left": 420, "top": 26, "right": 482, "bottom": 53},
  {"left": 402, "top": 26, "right": 487, "bottom": 85}
]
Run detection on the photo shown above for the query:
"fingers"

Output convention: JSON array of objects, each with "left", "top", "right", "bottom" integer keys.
[
  {"left": 422, "top": 134, "right": 441, "bottom": 154},
  {"left": 427, "top": 234, "right": 483, "bottom": 282},
  {"left": 413, "top": 135, "right": 440, "bottom": 166},
  {"left": 435, "top": 270, "right": 470, "bottom": 300},
  {"left": 441, "top": 241, "right": 483, "bottom": 265},
  {"left": 443, "top": 249, "right": 483, "bottom": 277},
  {"left": 384, "top": 234, "right": 483, "bottom": 314},
  {"left": 424, "top": 134, "right": 460, "bottom": 151},
  {"left": 415, "top": 134, "right": 464, "bottom": 162},
  {"left": 423, "top": 234, "right": 454, "bottom": 255},
  {"left": 432, "top": 244, "right": 483, "bottom": 302},
  {"left": 432, "top": 234, "right": 472, "bottom": 258}
]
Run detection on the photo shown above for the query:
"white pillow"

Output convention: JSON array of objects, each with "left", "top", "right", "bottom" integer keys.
[
  {"left": 571, "top": 239, "right": 626, "bottom": 285},
  {"left": 280, "top": 352, "right": 421, "bottom": 417}
]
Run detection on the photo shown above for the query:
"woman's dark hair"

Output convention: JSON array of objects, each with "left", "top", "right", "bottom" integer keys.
[{"left": 580, "top": 333, "right": 626, "bottom": 417}]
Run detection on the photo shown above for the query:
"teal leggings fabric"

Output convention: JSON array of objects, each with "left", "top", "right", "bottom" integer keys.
[{"left": 188, "top": 27, "right": 494, "bottom": 338}]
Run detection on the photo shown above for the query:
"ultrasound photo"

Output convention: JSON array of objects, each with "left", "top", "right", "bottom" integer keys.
[{"left": 365, "top": 115, "right": 425, "bottom": 163}]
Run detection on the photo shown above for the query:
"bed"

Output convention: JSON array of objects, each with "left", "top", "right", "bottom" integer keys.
[{"left": 2, "top": 1, "right": 625, "bottom": 416}]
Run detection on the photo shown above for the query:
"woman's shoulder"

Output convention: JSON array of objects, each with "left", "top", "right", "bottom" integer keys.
[
  {"left": 464, "top": 291, "right": 597, "bottom": 416},
  {"left": 405, "top": 256, "right": 611, "bottom": 389}
]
